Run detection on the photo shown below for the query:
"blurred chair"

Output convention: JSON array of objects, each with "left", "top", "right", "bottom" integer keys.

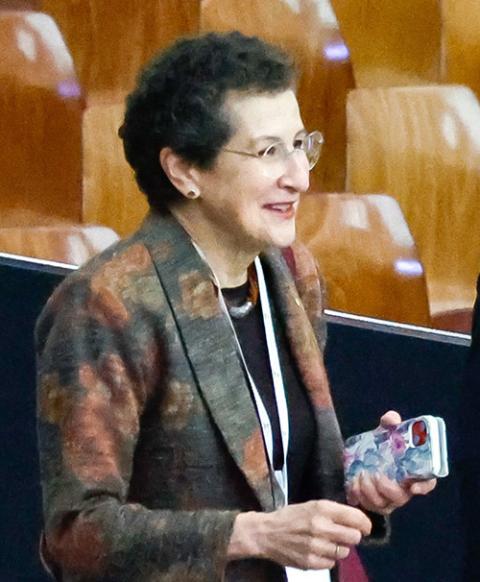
[
  {"left": 346, "top": 85, "right": 480, "bottom": 331},
  {"left": 0, "top": 10, "right": 83, "bottom": 226},
  {"left": 40, "top": 0, "right": 200, "bottom": 104},
  {"left": 331, "top": 0, "right": 442, "bottom": 87},
  {"left": 296, "top": 193, "right": 431, "bottom": 327},
  {"left": 443, "top": 0, "right": 480, "bottom": 102},
  {"left": 0, "top": 225, "right": 119, "bottom": 266},
  {"left": 201, "top": 0, "right": 355, "bottom": 192},
  {"left": 82, "top": 102, "right": 149, "bottom": 237}
]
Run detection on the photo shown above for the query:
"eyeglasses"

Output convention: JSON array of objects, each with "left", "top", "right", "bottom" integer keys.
[{"left": 222, "top": 130, "right": 324, "bottom": 171}]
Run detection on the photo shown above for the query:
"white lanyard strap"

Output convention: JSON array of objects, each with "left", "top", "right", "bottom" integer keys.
[
  {"left": 191, "top": 243, "right": 290, "bottom": 504},
  {"left": 253, "top": 257, "right": 290, "bottom": 503}
]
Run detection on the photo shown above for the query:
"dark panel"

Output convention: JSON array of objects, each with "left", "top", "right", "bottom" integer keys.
[
  {"left": 325, "top": 316, "right": 468, "bottom": 582},
  {"left": 0, "top": 257, "right": 68, "bottom": 581}
]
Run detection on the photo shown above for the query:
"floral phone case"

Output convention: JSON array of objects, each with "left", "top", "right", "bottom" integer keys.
[{"left": 344, "top": 415, "right": 449, "bottom": 485}]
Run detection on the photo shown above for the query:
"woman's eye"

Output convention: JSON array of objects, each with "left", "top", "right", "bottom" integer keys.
[
  {"left": 260, "top": 144, "right": 279, "bottom": 157},
  {"left": 293, "top": 138, "right": 304, "bottom": 150}
]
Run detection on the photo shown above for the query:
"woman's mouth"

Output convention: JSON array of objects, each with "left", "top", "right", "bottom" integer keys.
[{"left": 262, "top": 202, "right": 297, "bottom": 219}]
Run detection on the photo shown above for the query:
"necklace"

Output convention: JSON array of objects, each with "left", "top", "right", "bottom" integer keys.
[{"left": 223, "top": 265, "right": 259, "bottom": 319}]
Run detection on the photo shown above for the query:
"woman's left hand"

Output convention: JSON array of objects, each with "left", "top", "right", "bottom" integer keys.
[{"left": 346, "top": 410, "right": 437, "bottom": 515}]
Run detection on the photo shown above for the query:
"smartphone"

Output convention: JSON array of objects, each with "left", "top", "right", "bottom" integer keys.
[{"left": 344, "top": 415, "right": 449, "bottom": 485}]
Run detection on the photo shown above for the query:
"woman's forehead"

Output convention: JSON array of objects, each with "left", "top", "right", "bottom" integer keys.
[{"left": 224, "top": 89, "right": 304, "bottom": 140}]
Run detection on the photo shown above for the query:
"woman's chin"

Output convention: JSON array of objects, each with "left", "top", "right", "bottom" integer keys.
[{"left": 265, "top": 226, "right": 297, "bottom": 249}]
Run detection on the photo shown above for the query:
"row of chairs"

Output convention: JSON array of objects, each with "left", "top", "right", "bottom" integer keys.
[{"left": 0, "top": 2, "right": 478, "bottom": 332}]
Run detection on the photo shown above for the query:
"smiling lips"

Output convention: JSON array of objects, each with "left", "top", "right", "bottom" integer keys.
[{"left": 262, "top": 201, "right": 297, "bottom": 219}]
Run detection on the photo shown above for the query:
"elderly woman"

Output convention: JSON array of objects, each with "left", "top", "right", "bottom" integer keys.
[{"left": 36, "top": 32, "right": 434, "bottom": 581}]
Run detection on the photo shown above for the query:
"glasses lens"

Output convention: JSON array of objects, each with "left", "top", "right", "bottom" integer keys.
[{"left": 306, "top": 131, "right": 324, "bottom": 170}]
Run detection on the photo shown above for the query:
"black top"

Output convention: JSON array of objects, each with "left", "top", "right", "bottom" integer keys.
[{"left": 222, "top": 281, "right": 316, "bottom": 503}]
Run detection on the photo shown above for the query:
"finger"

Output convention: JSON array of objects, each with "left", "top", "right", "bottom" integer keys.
[
  {"left": 321, "top": 500, "right": 372, "bottom": 536},
  {"left": 346, "top": 485, "right": 360, "bottom": 507},
  {"left": 318, "top": 521, "right": 365, "bottom": 547},
  {"left": 373, "top": 473, "right": 412, "bottom": 506},
  {"left": 409, "top": 478, "right": 437, "bottom": 495},
  {"left": 346, "top": 475, "right": 361, "bottom": 507},
  {"left": 358, "top": 471, "right": 391, "bottom": 508},
  {"left": 354, "top": 472, "right": 399, "bottom": 514},
  {"left": 379, "top": 410, "right": 402, "bottom": 428},
  {"left": 307, "top": 539, "right": 350, "bottom": 568},
  {"left": 328, "top": 543, "right": 350, "bottom": 561}
]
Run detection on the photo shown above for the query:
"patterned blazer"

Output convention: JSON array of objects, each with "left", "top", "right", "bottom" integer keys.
[{"left": 36, "top": 211, "right": 373, "bottom": 581}]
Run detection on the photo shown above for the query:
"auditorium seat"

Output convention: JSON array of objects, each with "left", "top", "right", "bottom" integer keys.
[
  {"left": 40, "top": 0, "right": 200, "bottom": 104},
  {"left": 296, "top": 193, "right": 431, "bottom": 327},
  {"left": 0, "top": 10, "right": 83, "bottom": 226},
  {"left": 346, "top": 85, "right": 480, "bottom": 329},
  {"left": 331, "top": 0, "right": 442, "bottom": 87},
  {"left": 201, "top": 0, "right": 355, "bottom": 193},
  {"left": 82, "top": 102, "right": 149, "bottom": 237},
  {"left": 443, "top": 0, "right": 480, "bottom": 101},
  {"left": 0, "top": 225, "right": 119, "bottom": 265}
]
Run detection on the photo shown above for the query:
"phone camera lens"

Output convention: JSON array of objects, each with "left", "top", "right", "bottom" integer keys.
[{"left": 412, "top": 420, "right": 428, "bottom": 446}]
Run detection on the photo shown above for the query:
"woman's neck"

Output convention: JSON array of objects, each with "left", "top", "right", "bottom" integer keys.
[{"left": 170, "top": 205, "right": 258, "bottom": 288}]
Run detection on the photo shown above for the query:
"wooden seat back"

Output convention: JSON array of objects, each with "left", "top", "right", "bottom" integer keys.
[
  {"left": 0, "top": 225, "right": 119, "bottom": 265},
  {"left": 331, "top": 0, "right": 442, "bottom": 87},
  {"left": 0, "top": 10, "right": 83, "bottom": 226},
  {"left": 40, "top": 0, "right": 200, "bottom": 103},
  {"left": 443, "top": 0, "right": 480, "bottom": 101},
  {"left": 82, "top": 102, "right": 149, "bottom": 237},
  {"left": 201, "top": 0, "right": 355, "bottom": 192},
  {"left": 346, "top": 85, "right": 480, "bottom": 320},
  {"left": 296, "top": 193, "right": 431, "bottom": 327}
]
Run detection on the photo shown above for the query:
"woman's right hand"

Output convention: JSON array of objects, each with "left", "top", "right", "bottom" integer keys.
[{"left": 228, "top": 499, "right": 372, "bottom": 570}]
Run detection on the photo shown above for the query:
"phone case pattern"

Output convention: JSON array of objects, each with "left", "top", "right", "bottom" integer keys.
[{"left": 344, "top": 420, "right": 434, "bottom": 484}]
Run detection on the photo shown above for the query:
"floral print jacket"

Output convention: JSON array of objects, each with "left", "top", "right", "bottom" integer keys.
[{"left": 36, "top": 211, "right": 382, "bottom": 581}]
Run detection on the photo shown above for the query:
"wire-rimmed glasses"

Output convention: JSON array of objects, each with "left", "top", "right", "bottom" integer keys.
[{"left": 222, "top": 130, "right": 324, "bottom": 170}]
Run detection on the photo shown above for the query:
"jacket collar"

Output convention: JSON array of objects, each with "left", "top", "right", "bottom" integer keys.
[{"left": 139, "top": 211, "right": 331, "bottom": 509}]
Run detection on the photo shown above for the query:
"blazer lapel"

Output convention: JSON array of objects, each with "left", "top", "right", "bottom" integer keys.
[
  {"left": 262, "top": 248, "right": 345, "bottom": 499},
  {"left": 139, "top": 213, "right": 280, "bottom": 511},
  {"left": 261, "top": 248, "right": 334, "bottom": 411}
]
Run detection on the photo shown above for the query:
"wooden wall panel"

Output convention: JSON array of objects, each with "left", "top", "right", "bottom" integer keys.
[
  {"left": 82, "top": 103, "right": 149, "bottom": 237},
  {"left": 0, "top": 225, "right": 119, "bottom": 265},
  {"left": 297, "top": 193, "right": 431, "bottom": 326},
  {"left": 331, "top": 0, "right": 442, "bottom": 87},
  {"left": 346, "top": 86, "right": 480, "bottom": 318},
  {"left": 201, "top": 0, "right": 355, "bottom": 193},
  {"left": 0, "top": 10, "right": 83, "bottom": 226},
  {"left": 443, "top": 0, "right": 480, "bottom": 101},
  {"left": 40, "top": 0, "right": 200, "bottom": 103}
]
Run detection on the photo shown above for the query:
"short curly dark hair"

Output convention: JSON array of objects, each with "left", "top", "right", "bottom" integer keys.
[{"left": 119, "top": 31, "right": 296, "bottom": 211}]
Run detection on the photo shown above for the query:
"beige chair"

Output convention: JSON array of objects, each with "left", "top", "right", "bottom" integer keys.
[
  {"left": 331, "top": 0, "right": 442, "bottom": 87},
  {"left": 346, "top": 85, "right": 480, "bottom": 329},
  {"left": 82, "top": 102, "right": 149, "bottom": 237},
  {"left": 296, "top": 193, "right": 431, "bottom": 327},
  {"left": 0, "top": 225, "right": 119, "bottom": 265},
  {"left": 40, "top": 0, "right": 200, "bottom": 104},
  {"left": 201, "top": 0, "right": 355, "bottom": 193},
  {"left": 0, "top": 10, "right": 83, "bottom": 226}
]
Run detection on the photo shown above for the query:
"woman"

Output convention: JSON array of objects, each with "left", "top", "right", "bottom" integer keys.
[{"left": 36, "top": 31, "right": 434, "bottom": 581}]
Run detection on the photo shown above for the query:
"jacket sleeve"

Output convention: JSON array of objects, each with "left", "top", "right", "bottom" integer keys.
[{"left": 36, "top": 273, "right": 239, "bottom": 581}]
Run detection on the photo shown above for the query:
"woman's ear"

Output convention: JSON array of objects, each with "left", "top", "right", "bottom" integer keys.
[{"left": 159, "top": 147, "right": 201, "bottom": 200}]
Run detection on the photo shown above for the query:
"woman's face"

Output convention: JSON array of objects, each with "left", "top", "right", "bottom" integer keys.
[{"left": 192, "top": 89, "right": 310, "bottom": 253}]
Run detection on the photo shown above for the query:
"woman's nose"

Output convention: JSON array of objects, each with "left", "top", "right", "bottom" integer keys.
[{"left": 278, "top": 150, "right": 310, "bottom": 193}]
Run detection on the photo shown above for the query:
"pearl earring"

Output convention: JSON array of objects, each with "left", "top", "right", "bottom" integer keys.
[{"left": 186, "top": 189, "right": 200, "bottom": 199}]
